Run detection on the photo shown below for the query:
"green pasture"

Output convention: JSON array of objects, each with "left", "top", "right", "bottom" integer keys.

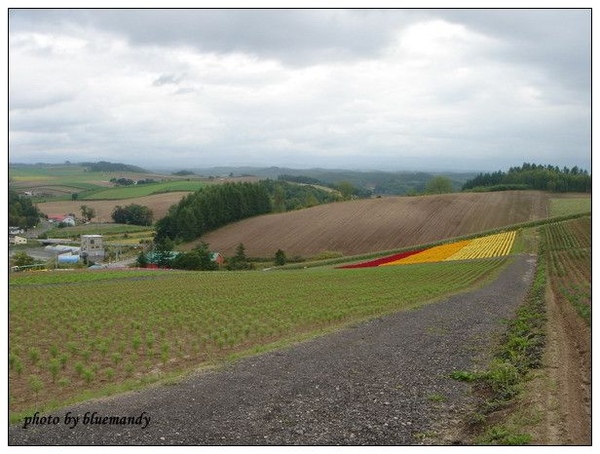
[
  {"left": 80, "top": 180, "right": 205, "bottom": 200},
  {"left": 549, "top": 197, "right": 591, "bottom": 217},
  {"left": 45, "top": 223, "right": 154, "bottom": 239},
  {"left": 9, "top": 166, "right": 108, "bottom": 186},
  {"left": 9, "top": 257, "right": 507, "bottom": 417}
]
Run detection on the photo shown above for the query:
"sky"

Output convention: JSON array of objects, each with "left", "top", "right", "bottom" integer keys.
[{"left": 7, "top": 5, "right": 592, "bottom": 172}]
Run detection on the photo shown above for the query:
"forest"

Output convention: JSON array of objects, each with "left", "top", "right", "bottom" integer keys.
[
  {"left": 462, "top": 163, "right": 591, "bottom": 193},
  {"left": 154, "top": 182, "right": 272, "bottom": 243}
]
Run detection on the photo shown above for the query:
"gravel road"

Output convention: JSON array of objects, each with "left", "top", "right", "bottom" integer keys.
[{"left": 9, "top": 254, "right": 537, "bottom": 446}]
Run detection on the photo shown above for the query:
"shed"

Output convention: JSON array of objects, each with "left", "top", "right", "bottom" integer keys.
[{"left": 210, "top": 252, "right": 224, "bottom": 265}]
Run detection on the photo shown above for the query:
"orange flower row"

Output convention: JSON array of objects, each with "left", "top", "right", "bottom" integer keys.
[{"left": 381, "top": 231, "right": 516, "bottom": 266}]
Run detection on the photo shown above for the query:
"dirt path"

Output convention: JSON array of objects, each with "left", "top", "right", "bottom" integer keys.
[
  {"left": 524, "top": 284, "right": 591, "bottom": 444},
  {"left": 9, "top": 255, "right": 537, "bottom": 445}
]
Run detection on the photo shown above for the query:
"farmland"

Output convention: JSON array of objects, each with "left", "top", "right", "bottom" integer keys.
[
  {"left": 9, "top": 257, "right": 509, "bottom": 416},
  {"left": 80, "top": 180, "right": 207, "bottom": 200},
  {"left": 340, "top": 231, "right": 517, "bottom": 269},
  {"left": 197, "top": 190, "right": 550, "bottom": 257},
  {"left": 37, "top": 192, "right": 190, "bottom": 223}
]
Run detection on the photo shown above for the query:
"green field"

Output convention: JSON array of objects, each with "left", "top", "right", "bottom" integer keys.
[
  {"left": 9, "top": 165, "right": 101, "bottom": 183},
  {"left": 9, "top": 257, "right": 508, "bottom": 417},
  {"left": 45, "top": 223, "right": 154, "bottom": 238},
  {"left": 9, "top": 165, "right": 206, "bottom": 201},
  {"left": 80, "top": 180, "right": 206, "bottom": 200},
  {"left": 9, "top": 214, "right": 591, "bottom": 423},
  {"left": 549, "top": 197, "right": 592, "bottom": 217}
]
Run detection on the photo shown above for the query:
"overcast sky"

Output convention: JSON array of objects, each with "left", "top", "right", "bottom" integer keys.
[{"left": 8, "top": 7, "right": 592, "bottom": 172}]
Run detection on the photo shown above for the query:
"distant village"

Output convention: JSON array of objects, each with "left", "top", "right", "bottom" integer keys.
[{"left": 9, "top": 204, "right": 108, "bottom": 270}]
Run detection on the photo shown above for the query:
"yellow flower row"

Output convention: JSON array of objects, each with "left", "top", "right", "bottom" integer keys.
[
  {"left": 382, "top": 240, "right": 472, "bottom": 266},
  {"left": 382, "top": 231, "right": 517, "bottom": 266},
  {"left": 445, "top": 231, "right": 516, "bottom": 261}
]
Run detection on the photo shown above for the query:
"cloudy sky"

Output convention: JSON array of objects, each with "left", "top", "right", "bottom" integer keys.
[{"left": 8, "top": 7, "right": 591, "bottom": 172}]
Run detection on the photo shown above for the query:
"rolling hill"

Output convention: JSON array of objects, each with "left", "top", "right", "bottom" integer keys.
[{"left": 192, "top": 191, "right": 551, "bottom": 258}]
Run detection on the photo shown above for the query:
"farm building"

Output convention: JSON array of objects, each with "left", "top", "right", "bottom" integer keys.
[
  {"left": 9, "top": 235, "right": 27, "bottom": 245},
  {"left": 211, "top": 252, "right": 225, "bottom": 265},
  {"left": 47, "top": 214, "right": 76, "bottom": 226},
  {"left": 80, "top": 235, "right": 105, "bottom": 260},
  {"left": 145, "top": 251, "right": 182, "bottom": 266}
]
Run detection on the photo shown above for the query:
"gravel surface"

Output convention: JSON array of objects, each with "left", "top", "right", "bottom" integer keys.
[{"left": 9, "top": 254, "right": 537, "bottom": 446}]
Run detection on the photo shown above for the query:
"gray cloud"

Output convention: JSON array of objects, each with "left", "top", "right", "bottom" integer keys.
[{"left": 8, "top": 8, "right": 591, "bottom": 172}]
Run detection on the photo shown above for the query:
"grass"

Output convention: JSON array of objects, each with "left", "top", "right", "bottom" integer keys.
[
  {"left": 9, "top": 257, "right": 509, "bottom": 419},
  {"left": 80, "top": 180, "right": 206, "bottom": 200},
  {"left": 44, "top": 223, "right": 155, "bottom": 239},
  {"left": 549, "top": 197, "right": 591, "bottom": 217}
]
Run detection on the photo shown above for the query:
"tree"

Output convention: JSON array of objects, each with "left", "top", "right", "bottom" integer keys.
[
  {"left": 11, "top": 252, "right": 36, "bottom": 268},
  {"left": 153, "top": 237, "right": 175, "bottom": 268},
  {"left": 227, "top": 243, "right": 252, "bottom": 270},
  {"left": 335, "top": 181, "right": 355, "bottom": 200},
  {"left": 111, "top": 204, "right": 153, "bottom": 226},
  {"left": 80, "top": 205, "right": 96, "bottom": 222},
  {"left": 136, "top": 251, "right": 149, "bottom": 268},
  {"left": 425, "top": 176, "right": 453, "bottom": 194},
  {"left": 171, "top": 242, "right": 218, "bottom": 271},
  {"left": 274, "top": 249, "right": 287, "bottom": 266},
  {"left": 9, "top": 190, "right": 41, "bottom": 229}
]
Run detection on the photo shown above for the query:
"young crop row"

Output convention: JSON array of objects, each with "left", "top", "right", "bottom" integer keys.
[
  {"left": 341, "top": 231, "right": 517, "bottom": 268},
  {"left": 9, "top": 258, "right": 508, "bottom": 415},
  {"left": 542, "top": 217, "right": 591, "bottom": 325}
]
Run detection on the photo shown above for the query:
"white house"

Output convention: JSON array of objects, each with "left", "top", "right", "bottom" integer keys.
[
  {"left": 9, "top": 235, "right": 27, "bottom": 245},
  {"left": 80, "top": 235, "right": 105, "bottom": 260}
]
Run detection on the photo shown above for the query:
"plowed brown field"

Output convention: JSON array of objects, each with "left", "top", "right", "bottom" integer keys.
[
  {"left": 196, "top": 191, "right": 549, "bottom": 257},
  {"left": 37, "top": 192, "right": 191, "bottom": 222}
]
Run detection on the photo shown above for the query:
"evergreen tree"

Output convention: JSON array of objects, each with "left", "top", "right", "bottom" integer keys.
[
  {"left": 136, "top": 251, "right": 149, "bottom": 268},
  {"left": 227, "top": 243, "right": 252, "bottom": 270},
  {"left": 9, "top": 190, "right": 41, "bottom": 229},
  {"left": 153, "top": 237, "right": 175, "bottom": 268},
  {"left": 274, "top": 249, "right": 287, "bottom": 266}
]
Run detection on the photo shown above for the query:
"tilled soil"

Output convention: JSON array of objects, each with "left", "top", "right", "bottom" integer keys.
[{"left": 9, "top": 255, "right": 536, "bottom": 446}]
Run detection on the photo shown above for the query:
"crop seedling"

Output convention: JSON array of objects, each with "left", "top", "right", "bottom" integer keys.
[
  {"left": 74, "top": 362, "right": 85, "bottom": 377},
  {"left": 112, "top": 352, "right": 122, "bottom": 366},
  {"left": 105, "top": 368, "right": 115, "bottom": 381},
  {"left": 28, "top": 375, "right": 43, "bottom": 401},
  {"left": 82, "top": 368, "right": 95, "bottom": 384},
  {"left": 28, "top": 347, "right": 41, "bottom": 365},
  {"left": 48, "top": 359, "right": 61, "bottom": 383},
  {"left": 59, "top": 354, "right": 68, "bottom": 369}
]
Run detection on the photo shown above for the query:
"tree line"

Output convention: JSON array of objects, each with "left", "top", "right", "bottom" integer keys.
[
  {"left": 154, "top": 180, "right": 341, "bottom": 243},
  {"left": 155, "top": 182, "right": 272, "bottom": 243},
  {"left": 462, "top": 163, "right": 591, "bottom": 193}
]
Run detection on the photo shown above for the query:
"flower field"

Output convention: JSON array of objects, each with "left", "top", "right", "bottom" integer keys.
[{"left": 340, "top": 231, "right": 517, "bottom": 268}]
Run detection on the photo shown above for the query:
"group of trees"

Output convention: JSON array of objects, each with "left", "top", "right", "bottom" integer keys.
[
  {"left": 9, "top": 190, "right": 41, "bottom": 229},
  {"left": 137, "top": 241, "right": 286, "bottom": 271},
  {"left": 155, "top": 182, "right": 272, "bottom": 243},
  {"left": 154, "top": 180, "right": 344, "bottom": 244},
  {"left": 80, "top": 205, "right": 96, "bottom": 222},
  {"left": 111, "top": 204, "right": 154, "bottom": 226},
  {"left": 84, "top": 161, "right": 146, "bottom": 173},
  {"left": 261, "top": 179, "right": 342, "bottom": 212},
  {"left": 462, "top": 163, "right": 591, "bottom": 193}
]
